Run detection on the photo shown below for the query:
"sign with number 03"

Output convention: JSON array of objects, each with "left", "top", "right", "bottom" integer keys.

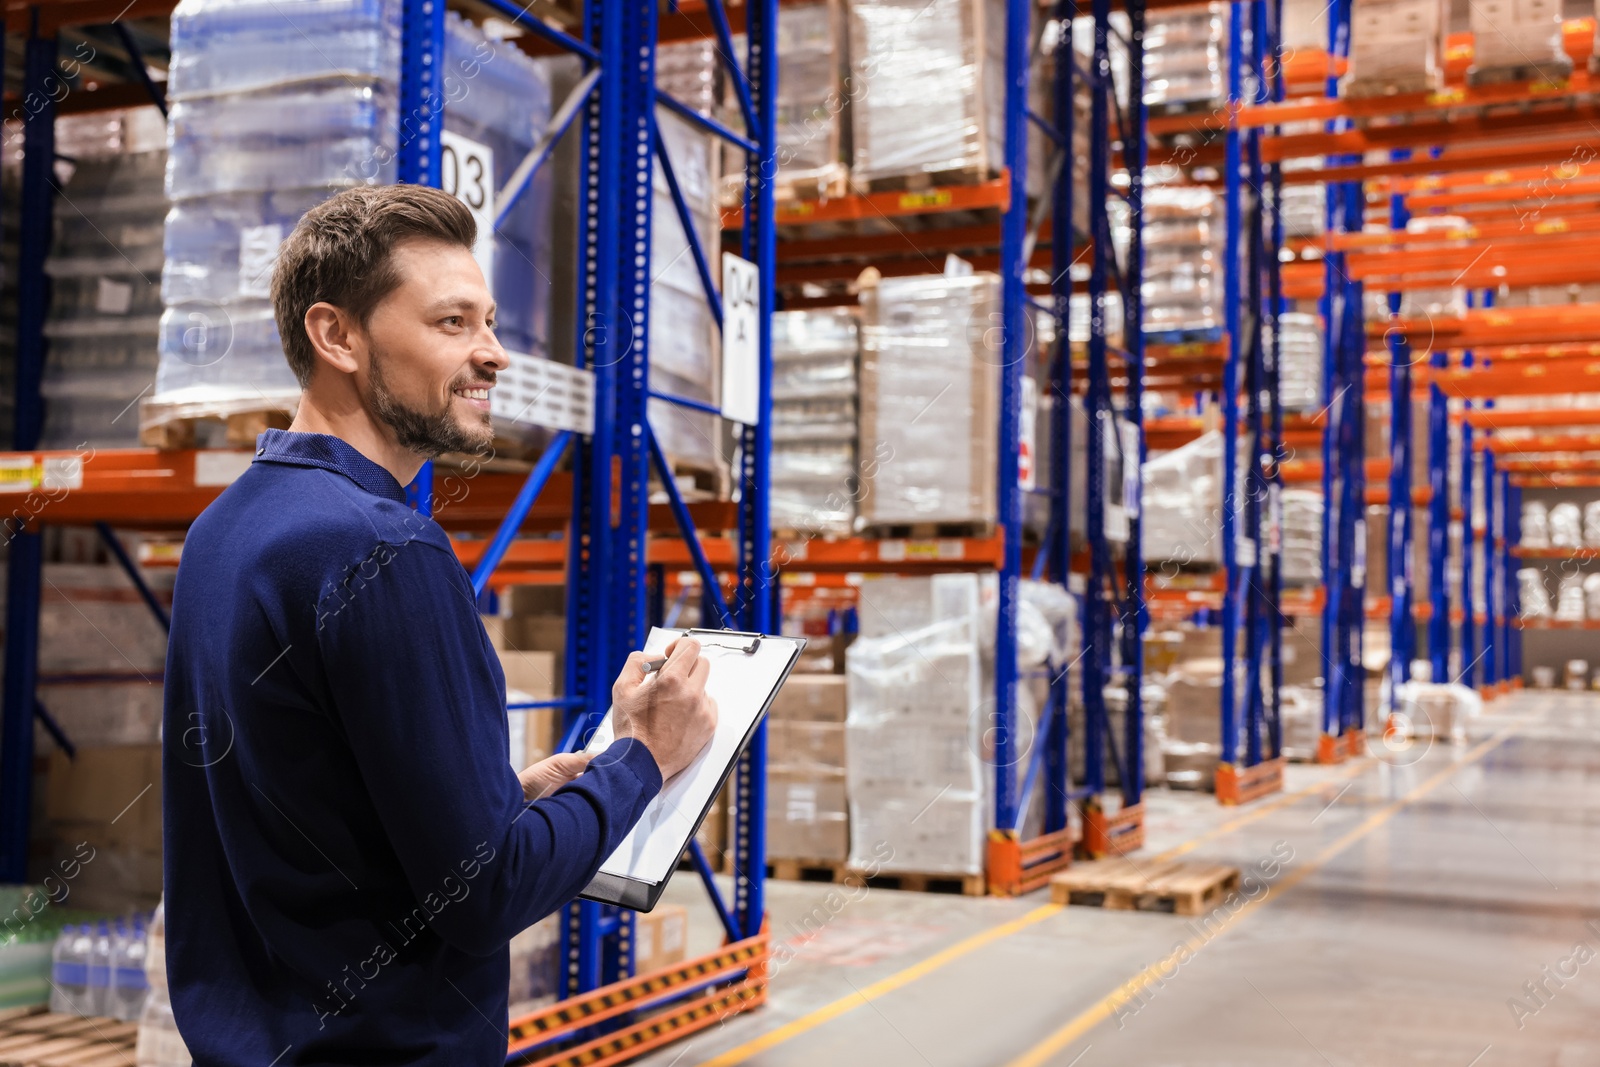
[{"left": 440, "top": 129, "right": 495, "bottom": 288}]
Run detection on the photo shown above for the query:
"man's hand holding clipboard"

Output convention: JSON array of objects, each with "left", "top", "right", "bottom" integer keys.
[{"left": 613, "top": 636, "right": 720, "bottom": 781}]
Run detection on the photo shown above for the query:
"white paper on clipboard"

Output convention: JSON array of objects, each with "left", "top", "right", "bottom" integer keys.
[{"left": 584, "top": 627, "right": 804, "bottom": 887}]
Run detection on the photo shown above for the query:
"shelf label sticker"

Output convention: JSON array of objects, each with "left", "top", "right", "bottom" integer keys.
[
  {"left": 0, "top": 458, "right": 38, "bottom": 493},
  {"left": 1018, "top": 376, "right": 1037, "bottom": 491},
  {"left": 721, "top": 252, "right": 760, "bottom": 426},
  {"left": 42, "top": 456, "right": 83, "bottom": 492},
  {"left": 238, "top": 224, "right": 284, "bottom": 299},
  {"left": 441, "top": 129, "right": 496, "bottom": 288}
]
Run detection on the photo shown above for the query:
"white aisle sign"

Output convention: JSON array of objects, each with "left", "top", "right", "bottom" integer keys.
[
  {"left": 721, "top": 252, "right": 761, "bottom": 426},
  {"left": 440, "top": 129, "right": 495, "bottom": 288}
]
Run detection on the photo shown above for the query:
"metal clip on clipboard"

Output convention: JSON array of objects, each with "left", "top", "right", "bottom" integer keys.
[{"left": 641, "top": 629, "right": 763, "bottom": 673}]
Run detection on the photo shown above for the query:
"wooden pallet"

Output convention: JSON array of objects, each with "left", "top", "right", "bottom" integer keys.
[
  {"left": 856, "top": 164, "right": 1001, "bottom": 195},
  {"left": 1049, "top": 858, "right": 1240, "bottom": 916},
  {"left": 1466, "top": 61, "right": 1572, "bottom": 88},
  {"left": 139, "top": 399, "right": 295, "bottom": 449},
  {"left": 849, "top": 868, "right": 987, "bottom": 897},
  {"left": 774, "top": 163, "right": 851, "bottom": 206},
  {"left": 766, "top": 857, "right": 850, "bottom": 884},
  {"left": 0, "top": 1009, "right": 137, "bottom": 1067},
  {"left": 1342, "top": 75, "right": 1438, "bottom": 100},
  {"left": 862, "top": 519, "right": 997, "bottom": 541},
  {"left": 656, "top": 455, "right": 731, "bottom": 502}
]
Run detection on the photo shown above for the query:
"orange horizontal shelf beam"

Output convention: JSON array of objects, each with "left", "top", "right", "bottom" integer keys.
[
  {"left": 1466, "top": 408, "right": 1600, "bottom": 430},
  {"left": 773, "top": 531, "right": 1007, "bottom": 572},
  {"left": 1513, "top": 545, "right": 1600, "bottom": 560},
  {"left": 1517, "top": 617, "right": 1600, "bottom": 630},
  {"left": 724, "top": 173, "right": 1010, "bottom": 229},
  {"left": 1510, "top": 472, "right": 1600, "bottom": 487},
  {"left": 1499, "top": 456, "right": 1600, "bottom": 473},
  {"left": 1331, "top": 212, "right": 1600, "bottom": 252},
  {"left": 1482, "top": 433, "right": 1600, "bottom": 455},
  {"left": 1379, "top": 159, "right": 1600, "bottom": 197}
]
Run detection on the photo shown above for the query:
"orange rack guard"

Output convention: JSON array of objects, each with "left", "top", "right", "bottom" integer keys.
[
  {"left": 1315, "top": 733, "right": 1345, "bottom": 765},
  {"left": 987, "top": 826, "right": 1076, "bottom": 896},
  {"left": 1215, "top": 757, "right": 1285, "bottom": 806},
  {"left": 507, "top": 928, "right": 769, "bottom": 1067},
  {"left": 1079, "top": 797, "right": 1146, "bottom": 860}
]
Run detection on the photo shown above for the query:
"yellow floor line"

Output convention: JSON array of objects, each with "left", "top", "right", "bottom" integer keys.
[
  {"left": 697, "top": 756, "right": 1369, "bottom": 1066},
  {"left": 696, "top": 904, "right": 1063, "bottom": 1067},
  {"left": 1000, "top": 725, "right": 1522, "bottom": 1067}
]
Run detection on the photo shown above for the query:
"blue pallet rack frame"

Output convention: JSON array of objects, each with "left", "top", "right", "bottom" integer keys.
[
  {"left": 396, "top": 0, "right": 781, "bottom": 1036},
  {"left": 0, "top": 12, "right": 57, "bottom": 883}
]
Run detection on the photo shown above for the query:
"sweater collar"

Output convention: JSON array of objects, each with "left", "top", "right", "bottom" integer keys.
[{"left": 252, "top": 429, "right": 409, "bottom": 504}]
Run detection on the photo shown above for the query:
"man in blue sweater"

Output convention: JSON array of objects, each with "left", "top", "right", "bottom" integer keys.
[{"left": 162, "top": 184, "right": 717, "bottom": 1065}]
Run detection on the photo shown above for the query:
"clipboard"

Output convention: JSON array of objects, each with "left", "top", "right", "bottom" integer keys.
[{"left": 578, "top": 626, "right": 807, "bottom": 911}]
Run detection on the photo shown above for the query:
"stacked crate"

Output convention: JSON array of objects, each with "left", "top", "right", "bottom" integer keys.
[
  {"left": 771, "top": 308, "right": 860, "bottom": 537},
  {"left": 1142, "top": 184, "right": 1224, "bottom": 342},
  {"left": 766, "top": 675, "right": 850, "bottom": 864},
  {"left": 1344, "top": 0, "right": 1443, "bottom": 97},
  {"left": 1142, "top": 3, "right": 1226, "bottom": 113},
  {"left": 1469, "top": 0, "right": 1569, "bottom": 84}
]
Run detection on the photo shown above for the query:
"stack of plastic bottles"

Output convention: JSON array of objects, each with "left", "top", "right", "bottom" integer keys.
[
  {"left": 155, "top": 0, "right": 401, "bottom": 433},
  {"left": 135, "top": 901, "right": 190, "bottom": 1066},
  {"left": 47, "top": 913, "right": 150, "bottom": 1020}
]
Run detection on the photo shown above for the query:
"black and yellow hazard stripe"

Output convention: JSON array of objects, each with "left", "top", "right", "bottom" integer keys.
[
  {"left": 528, "top": 980, "right": 766, "bottom": 1067},
  {"left": 508, "top": 934, "right": 769, "bottom": 1050}
]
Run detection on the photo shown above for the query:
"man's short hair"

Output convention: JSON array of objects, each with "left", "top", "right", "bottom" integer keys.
[{"left": 271, "top": 184, "right": 477, "bottom": 387}]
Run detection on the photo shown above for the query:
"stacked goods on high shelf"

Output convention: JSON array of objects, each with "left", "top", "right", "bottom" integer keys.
[
  {"left": 1343, "top": 0, "right": 1443, "bottom": 97},
  {"left": 1142, "top": 428, "right": 1232, "bottom": 567},
  {"left": 1279, "top": 161, "right": 1325, "bottom": 239},
  {"left": 650, "top": 108, "right": 726, "bottom": 485},
  {"left": 1281, "top": 489, "right": 1323, "bottom": 585},
  {"left": 1468, "top": 0, "right": 1569, "bottom": 84},
  {"left": 656, "top": 38, "right": 722, "bottom": 118},
  {"left": 771, "top": 308, "right": 860, "bottom": 537},
  {"left": 845, "top": 574, "right": 990, "bottom": 879},
  {"left": 158, "top": 2, "right": 557, "bottom": 448},
  {"left": 722, "top": 2, "right": 851, "bottom": 203},
  {"left": 857, "top": 273, "right": 1000, "bottom": 531},
  {"left": 847, "top": 0, "right": 1005, "bottom": 186},
  {"left": 42, "top": 108, "right": 168, "bottom": 449},
  {"left": 766, "top": 675, "right": 850, "bottom": 865},
  {"left": 1279, "top": 312, "right": 1322, "bottom": 412},
  {"left": 1142, "top": 3, "right": 1225, "bottom": 114},
  {"left": 155, "top": 0, "right": 402, "bottom": 441},
  {"left": 1143, "top": 184, "right": 1224, "bottom": 343}
]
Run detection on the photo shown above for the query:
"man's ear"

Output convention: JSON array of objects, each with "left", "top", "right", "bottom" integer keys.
[{"left": 303, "top": 302, "right": 363, "bottom": 376}]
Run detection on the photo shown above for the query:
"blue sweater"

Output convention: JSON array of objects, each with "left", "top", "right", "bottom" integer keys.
[{"left": 162, "top": 429, "right": 661, "bottom": 1066}]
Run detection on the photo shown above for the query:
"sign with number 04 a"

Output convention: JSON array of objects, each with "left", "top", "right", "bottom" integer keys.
[
  {"left": 721, "top": 253, "right": 760, "bottom": 426},
  {"left": 440, "top": 129, "right": 495, "bottom": 288}
]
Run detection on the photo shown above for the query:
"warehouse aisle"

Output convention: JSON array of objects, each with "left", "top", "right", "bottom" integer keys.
[{"left": 642, "top": 692, "right": 1600, "bottom": 1066}]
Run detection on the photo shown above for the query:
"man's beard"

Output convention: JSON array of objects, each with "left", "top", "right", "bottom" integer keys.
[{"left": 368, "top": 349, "right": 495, "bottom": 458}]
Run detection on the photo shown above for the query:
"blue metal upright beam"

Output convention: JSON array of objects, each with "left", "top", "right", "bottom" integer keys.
[
  {"left": 1219, "top": 0, "right": 1245, "bottom": 768},
  {"left": 993, "top": 0, "right": 1031, "bottom": 835},
  {"left": 1120, "top": 0, "right": 1148, "bottom": 807},
  {"left": 1, "top": 19, "right": 53, "bottom": 883},
  {"left": 1385, "top": 152, "right": 1412, "bottom": 705},
  {"left": 1459, "top": 295, "right": 1476, "bottom": 689}
]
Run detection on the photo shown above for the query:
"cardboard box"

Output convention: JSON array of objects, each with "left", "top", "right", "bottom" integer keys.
[
  {"left": 634, "top": 905, "right": 688, "bottom": 975},
  {"left": 499, "top": 649, "right": 557, "bottom": 702},
  {"left": 46, "top": 745, "right": 162, "bottom": 855},
  {"left": 769, "top": 674, "right": 848, "bottom": 723},
  {"left": 768, "top": 721, "right": 846, "bottom": 770},
  {"left": 768, "top": 769, "right": 849, "bottom": 861},
  {"left": 503, "top": 584, "right": 565, "bottom": 617}
]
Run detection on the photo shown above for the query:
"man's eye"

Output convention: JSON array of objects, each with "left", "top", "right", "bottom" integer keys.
[
  {"left": 486, "top": 320, "right": 497, "bottom": 331},
  {"left": 443, "top": 316, "right": 463, "bottom": 327}
]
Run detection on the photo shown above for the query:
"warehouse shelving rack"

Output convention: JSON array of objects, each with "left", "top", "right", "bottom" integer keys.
[
  {"left": 0, "top": 1, "right": 784, "bottom": 1061},
  {"left": 1229, "top": 24, "right": 1600, "bottom": 713}
]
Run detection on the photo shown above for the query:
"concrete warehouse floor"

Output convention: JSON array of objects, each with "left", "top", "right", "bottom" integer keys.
[{"left": 640, "top": 690, "right": 1600, "bottom": 1067}]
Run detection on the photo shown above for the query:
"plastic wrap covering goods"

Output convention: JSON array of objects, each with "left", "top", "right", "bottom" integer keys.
[
  {"left": 1519, "top": 568, "right": 1552, "bottom": 620},
  {"left": 1279, "top": 312, "right": 1322, "bottom": 412},
  {"left": 846, "top": 574, "right": 986, "bottom": 875},
  {"left": 1143, "top": 184, "right": 1224, "bottom": 339},
  {"left": 848, "top": 0, "right": 1005, "bottom": 184},
  {"left": 42, "top": 109, "right": 168, "bottom": 449},
  {"left": 775, "top": 2, "right": 847, "bottom": 189},
  {"left": 650, "top": 108, "right": 724, "bottom": 472},
  {"left": 771, "top": 308, "right": 860, "bottom": 537},
  {"left": 1142, "top": 3, "right": 1226, "bottom": 111},
  {"left": 1585, "top": 574, "right": 1600, "bottom": 620},
  {"left": 1344, "top": 0, "right": 1442, "bottom": 97},
  {"left": 1142, "top": 429, "right": 1230, "bottom": 566},
  {"left": 1555, "top": 572, "right": 1588, "bottom": 623},
  {"left": 858, "top": 274, "right": 999, "bottom": 527},
  {"left": 159, "top": 2, "right": 558, "bottom": 439},
  {"left": 1468, "top": 0, "right": 1568, "bottom": 84},
  {"left": 1586, "top": 501, "right": 1600, "bottom": 547},
  {"left": 1522, "top": 501, "right": 1550, "bottom": 548},
  {"left": 1548, "top": 502, "right": 1583, "bottom": 549},
  {"left": 1281, "top": 488, "right": 1323, "bottom": 584}
]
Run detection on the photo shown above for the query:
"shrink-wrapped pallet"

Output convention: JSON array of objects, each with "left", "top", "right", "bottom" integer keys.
[
  {"left": 1282, "top": 488, "right": 1324, "bottom": 585},
  {"left": 848, "top": 0, "right": 1006, "bottom": 184},
  {"left": 1344, "top": 0, "right": 1443, "bottom": 97},
  {"left": 1143, "top": 184, "right": 1225, "bottom": 340},
  {"left": 771, "top": 308, "right": 859, "bottom": 536},
  {"left": 846, "top": 574, "right": 987, "bottom": 875},
  {"left": 1279, "top": 312, "right": 1323, "bottom": 412},
  {"left": 1142, "top": 3, "right": 1226, "bottom": 112},
  {"left": 1142, "top": 429, "right": 1226, "bottom": 566},
  {"left": 1471, "top": 0, "right": 1569, "bottom": 84},
  {"left": 857, "top": 273, "right": 999, "bottom": 528}
]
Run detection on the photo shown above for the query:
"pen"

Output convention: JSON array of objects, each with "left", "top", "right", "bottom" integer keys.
[{"left": 641, "top": 656, "right": 669, "bottom": 674}]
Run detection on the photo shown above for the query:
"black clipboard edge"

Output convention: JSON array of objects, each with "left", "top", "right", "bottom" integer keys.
[{"left": 577, "top": 631, "right": 808, "bottom": 912}]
